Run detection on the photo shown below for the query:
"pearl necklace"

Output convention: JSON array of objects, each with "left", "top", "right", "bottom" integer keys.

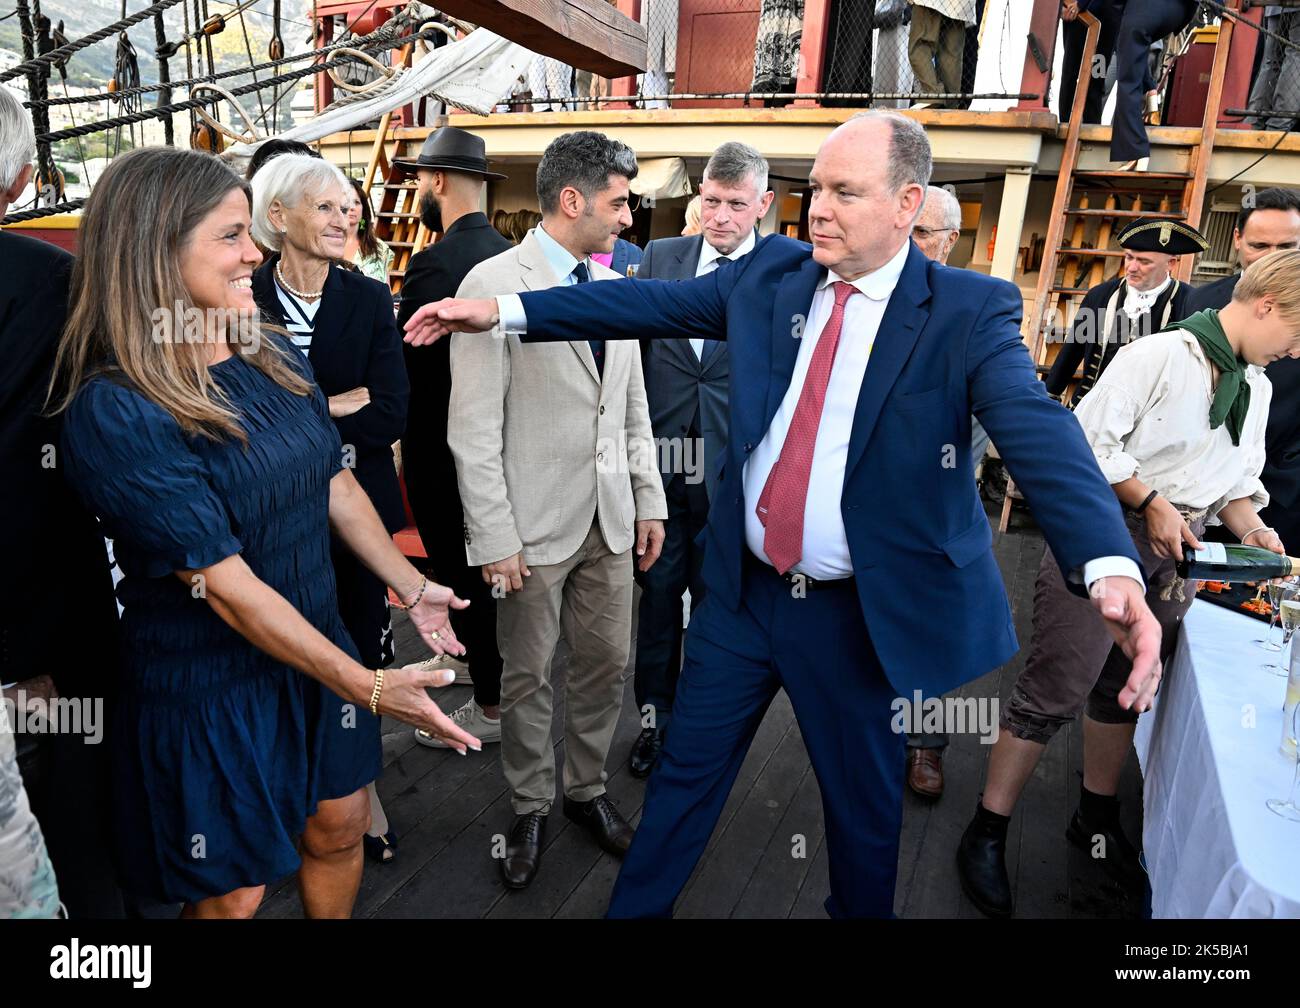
[{"left": 275, "top": 261, "right": 325, "bottom": 300}]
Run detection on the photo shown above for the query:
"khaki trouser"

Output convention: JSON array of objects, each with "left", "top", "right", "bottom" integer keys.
[
  {"left": 496, "top": 517, "right": 633, "bottom": 815},
  {"left": 908, "top": 6, "right": 966, "bottom": 108}
]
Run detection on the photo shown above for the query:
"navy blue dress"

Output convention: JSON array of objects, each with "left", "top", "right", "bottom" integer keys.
[{"left": 60, "top": 344, "right": 381, "bottom": 904}]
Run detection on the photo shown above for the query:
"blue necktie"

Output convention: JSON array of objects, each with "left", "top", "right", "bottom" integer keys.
[{"left": 571, "top": 261, "right": 602, "bottom": 378}]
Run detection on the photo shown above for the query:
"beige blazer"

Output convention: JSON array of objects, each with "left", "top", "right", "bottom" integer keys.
[{"left": 448, "top": 230, "right": 667, "bottom": 568}]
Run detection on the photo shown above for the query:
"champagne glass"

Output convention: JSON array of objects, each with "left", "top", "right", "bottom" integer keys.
[
  {"left": 1266, "top": 702, "right": 1300, "bottom": 822},
  {"left": 1264, "top": 596, "right": 1300, "bottom": 675},
  {"left": 625, "top": 263, "right": 640, "bottom": 278},
  {"left": 1256, "top": 577, "right": 1294, "bottom": 650}
]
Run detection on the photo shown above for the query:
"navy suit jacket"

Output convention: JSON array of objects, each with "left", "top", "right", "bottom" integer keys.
[
  {"left": 638, "top": 233, "right": 730, "bottom": 501},
  {"left": 253, "top": 259, "right": 410, "bottom": 533},
  {"left": 517, "top": 235, "right": 1141, "bottom": 697}
]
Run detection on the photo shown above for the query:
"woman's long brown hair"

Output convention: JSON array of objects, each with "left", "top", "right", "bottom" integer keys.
[{"left": 47, "top": 146, "right": 311, "bottom": 443}]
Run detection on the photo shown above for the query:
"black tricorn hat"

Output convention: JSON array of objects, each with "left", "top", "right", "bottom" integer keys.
[
  {"left": 1117, "top": 217, "right": 1209, "bottom": 255},
  {"left": 391, "top": 126, "right": 507, "bottom": 180}
]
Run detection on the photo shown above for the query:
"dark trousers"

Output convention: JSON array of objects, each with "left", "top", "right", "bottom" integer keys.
[
  {"left": 608, "top": 555, "right": 907, "bottom": 918},
  {"left": 405, "top": 451, "right": 502, "bottom": 707},
  {"left": 1110, "top": 0, "right": 1196, "bottom": 160},
  {"left": 1059, "top": 0, "right": 1123, "bottom": 123},
  {"left": 632, "top": 471, "right": 710, "bottom": 725},
  {"left": 20, "top": 730, "right": 126, "bottom": 918}
]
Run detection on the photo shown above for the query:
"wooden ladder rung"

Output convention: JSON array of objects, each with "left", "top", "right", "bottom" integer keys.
[
  {"left": 1065, "top": 208, "right": 1187, "bottom": 219},
  {"left": 1073, "top": 170, "right": 1194, "bottom": 181},
  {"left": 1050, "top": 285, "right": 1091, "bottom": 295},
  {"left": 1056, "top": 247, "right": 1125, "bottom": 257}
]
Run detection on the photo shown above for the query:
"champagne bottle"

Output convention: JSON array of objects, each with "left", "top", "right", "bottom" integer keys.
[{"left": 1176, "top": 543, "right": 1300, "bottom": 582}]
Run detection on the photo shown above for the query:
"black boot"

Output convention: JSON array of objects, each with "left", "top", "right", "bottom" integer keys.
[
  {"left": 1067, "top": 785, "right": 1145, "bottom": 890},
  {"left": 956, "top": 801, "right": 1013, "bottom": 918}
]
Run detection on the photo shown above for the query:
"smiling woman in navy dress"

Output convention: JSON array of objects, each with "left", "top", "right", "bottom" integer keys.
[
  {"left": 50, "top": 147, "right": 480, "bottom": 918},
  {"left": 249, "top": 154, "right": 411, "bottom": 864}
]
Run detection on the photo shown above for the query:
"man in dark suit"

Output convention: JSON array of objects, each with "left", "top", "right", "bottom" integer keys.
[
  {"left": 395, "top": 128, "right": 512, "bottom": 748},
  {"left": 627, "top": 142, "right": 773, "bottom": 779},
  {"left": 1183, "top": 187, "right": 1300, "bottom": 314},
  {"left": 1182, "top": 187, "right": 1300, "bottom": 551},
  {"left": 0, "top": 87, "right": 124, "bottom": 917},
  {"left": 403, "top": 110, "right": 1161, "bottom": 919}
]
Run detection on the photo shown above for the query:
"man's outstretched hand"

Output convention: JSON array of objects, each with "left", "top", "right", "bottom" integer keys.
[
  {"left": 1090, "top": 575, "right": 1163, "bottom": 713},
  {"left": 403, "top": 298, "right": 501, "bottom": 346}
]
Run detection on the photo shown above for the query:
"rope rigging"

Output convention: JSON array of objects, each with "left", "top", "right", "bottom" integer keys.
[{"left": 36, "top": 25, "right": 448, "bottom": 144}]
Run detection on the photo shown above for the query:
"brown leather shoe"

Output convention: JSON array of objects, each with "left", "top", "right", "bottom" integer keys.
[{"left": 906, "top": 748, "right": 944, "bottom": 799}]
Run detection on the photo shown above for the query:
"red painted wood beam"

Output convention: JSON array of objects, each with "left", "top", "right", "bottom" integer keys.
[
  {"left": 791, "top": 0, "right": 831, "bottom": 108},
  {"left": 1017, "top": 0, "right": 1059, "bottom": 112},
  {"left": 1217, "top": 2, "right": 1262, "bottom": 130}
]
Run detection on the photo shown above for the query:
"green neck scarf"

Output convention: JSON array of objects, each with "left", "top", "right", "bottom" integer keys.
[{"left": 1166, "top": 309, "right": 1250, "bottom": 446}]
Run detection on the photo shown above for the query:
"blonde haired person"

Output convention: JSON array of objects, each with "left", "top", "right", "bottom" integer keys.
[
  {"left": 681, "top": 194, "right": 701, "bottom": 236},
  {"left": 962, "top": 248, "right": 1300, "bottom": 918},
  {"left": 51, "top": 146, "right": 478, "bottom": 918}
]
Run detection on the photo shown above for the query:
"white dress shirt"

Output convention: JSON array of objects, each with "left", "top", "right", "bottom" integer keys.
[
  {"left": 1073, "top": 328, "right": 1271, "bottom": 517},
  {"left": 497, "top": 241, "right": 1142, "bottom": 590},
  {"left": 691, "top": 231, "right": 756, "bottom": 360},
  {"left": 741, "top": 241, "right": 909, "bottom": 580}
]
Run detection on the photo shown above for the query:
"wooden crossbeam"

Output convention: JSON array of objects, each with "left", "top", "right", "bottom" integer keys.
[{"left": 433, "top": 0, "right": 648, "bottom": 77}]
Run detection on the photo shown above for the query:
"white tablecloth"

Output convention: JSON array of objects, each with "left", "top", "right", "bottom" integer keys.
[{"left": 1135, "top": 600, "right": 1300, "bottom": 918}]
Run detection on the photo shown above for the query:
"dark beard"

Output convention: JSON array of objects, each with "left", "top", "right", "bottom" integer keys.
[{"left": 419, "top": 192, "right": 443, "bottom": 234}]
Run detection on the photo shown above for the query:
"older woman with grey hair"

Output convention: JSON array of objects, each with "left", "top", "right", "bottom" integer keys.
[{"left": 251, "top": 154, "right": 411, "bottom": 864}]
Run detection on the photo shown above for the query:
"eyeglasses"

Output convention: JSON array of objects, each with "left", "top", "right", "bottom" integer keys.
[{"left": 913, "top": 225, "right": 958, "bottom": 239}]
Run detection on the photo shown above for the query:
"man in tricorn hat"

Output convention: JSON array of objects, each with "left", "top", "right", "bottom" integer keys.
[
  {"left": 1045, "top": 217, "right": 1206, "bottom": 407},
  {"left": 396, "top": 127, "right": 513, "bottom": 752}
]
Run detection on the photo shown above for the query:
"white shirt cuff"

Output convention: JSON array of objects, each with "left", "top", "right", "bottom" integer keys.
[
  {"left": 1076, "top": 556, "right": 1145, "bottom": 592},
  {"left": 496, "top": 294, "right": 527, "bottom": 333}
]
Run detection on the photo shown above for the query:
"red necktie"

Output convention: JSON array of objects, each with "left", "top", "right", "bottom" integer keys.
[{"left": 756, "top": 280, "right": 860, "bottom": 574}]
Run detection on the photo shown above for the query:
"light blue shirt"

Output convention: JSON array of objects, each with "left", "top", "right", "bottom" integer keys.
[{"left": 530, "top": 223, "right": 592, "bottom": 287}]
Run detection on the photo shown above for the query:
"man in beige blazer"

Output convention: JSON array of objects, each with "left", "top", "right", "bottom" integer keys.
[{"left": 448, "top": 131, "right": 667, "bottom": 890}]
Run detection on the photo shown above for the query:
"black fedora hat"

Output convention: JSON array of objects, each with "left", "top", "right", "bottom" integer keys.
[{"left": 392, "top": 126, "right": 506, "bottom": 180}]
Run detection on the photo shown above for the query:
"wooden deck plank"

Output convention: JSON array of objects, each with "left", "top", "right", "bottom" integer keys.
[
  {"left": 676, "top": 718, "right": 810, "bottom": 918},
  {"left": 731, "top": 764, "right": 825, "bottom": 919},
  {"left": 673, "top": 694, "right": 798, "bottom": 911}
]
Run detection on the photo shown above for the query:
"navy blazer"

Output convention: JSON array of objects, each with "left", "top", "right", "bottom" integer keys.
[
  {"left": 252, "top": 259, "right": 410, "bottom": 533},
  {"left": 517, "top": 236, "right": 1142, "bottom": 698},
  {"left": 610, "top": 237, "right": 644, "bottom": 278},
  {"left": 638, "top": 233, "right": 730, "bottom": 500}
]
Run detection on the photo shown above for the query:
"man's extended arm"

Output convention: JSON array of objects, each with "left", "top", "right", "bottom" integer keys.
[{"left": 403, "top": 258, "right": 741, "bottom": 346}]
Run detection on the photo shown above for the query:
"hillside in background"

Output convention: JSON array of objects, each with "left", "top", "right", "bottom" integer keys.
[{"left": 0, "top": 0, "right": 314, "bottom": 89}]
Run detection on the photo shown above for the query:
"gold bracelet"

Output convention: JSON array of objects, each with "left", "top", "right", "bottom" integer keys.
[{"left": 368, "top": 667, "right": 385, "bottom": 716}]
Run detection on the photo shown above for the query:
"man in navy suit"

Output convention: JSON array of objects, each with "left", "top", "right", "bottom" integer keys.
[
  {"left": 627, "top": 141, "right": 773, "bottom": 779},
  {"left": 403, "top": 110, "right": 1162, "bottom": 918}
]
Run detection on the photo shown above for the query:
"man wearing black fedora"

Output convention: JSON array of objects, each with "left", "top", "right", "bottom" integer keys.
[{"left": 396, "top": 127, "right": 513, "bottom": 751}]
